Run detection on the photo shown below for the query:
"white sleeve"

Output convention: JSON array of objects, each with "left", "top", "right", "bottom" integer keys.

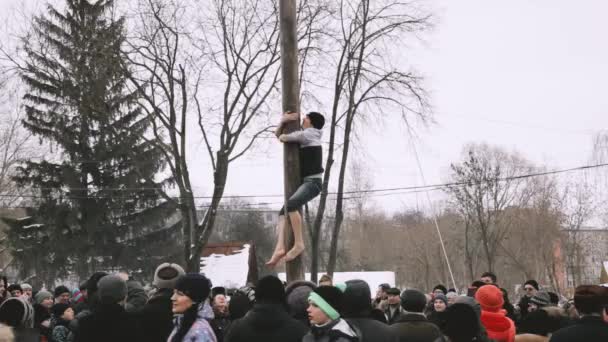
[{"left": 281, "top": 130, "right": 307, "bottom": 144}]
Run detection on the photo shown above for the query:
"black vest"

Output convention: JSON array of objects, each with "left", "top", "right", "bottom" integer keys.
[{"left": 299, "top": 146, "right": 324, "bottom": 178}]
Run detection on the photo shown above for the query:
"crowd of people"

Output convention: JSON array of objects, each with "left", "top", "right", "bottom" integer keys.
[{"left": 0, "top": 267, "right": 605, "bottom": 342}]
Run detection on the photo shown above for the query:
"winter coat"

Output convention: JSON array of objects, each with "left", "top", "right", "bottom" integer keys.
[
  {"left": 390, "top": 313, "right": 443, "bottom": 342},
  {"left": 73, "top": 303, "right": 141, "bottom": 342},
  {"left": 139, "top": 288, "right": 175, "bottom": 342},
  {"left": 480, "top": 310, "right": 515, "bottom": 342},
  {"left": 125, "top": 279, "right": 148, "bottom": 313},
  {"left": 224, "top": 302, "right": 307, "bottom": 342},
  {"left": 548, "top": 315, "right": 608, "bottom": 342},
  {"left": 426, "top": 311, "right": 447, "bottom": 333},
  {"left": 302, "top": 318, "right": 359, "bottom": 342},
  {"left": 33, "top": 303, "right": 51, "bottom": 338},
  {"left": 341, "top": 279, "right": 396, "bottom": 342},
  {"left": 210, "top": 310, "right": 230, "bottom": 342},
  {"left": 517, "top": 296, "right": 531, "bottom": 321},
  {"left": 50, "top": 317, "right": 73, "bottom": 342},
  {"left": 168, "top": 302, "right": 217, "bottom": 342},
  {"left": 384, "top": 305, "right": 402, "bottom": 325}
]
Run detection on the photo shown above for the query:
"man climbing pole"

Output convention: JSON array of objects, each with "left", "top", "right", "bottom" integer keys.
[{"left": 266, "top": 111, "right": 325, "bottom": 267}]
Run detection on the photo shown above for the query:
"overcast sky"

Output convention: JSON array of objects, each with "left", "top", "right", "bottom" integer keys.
[{"left": 2, "top": 0, "right": 606, "bottom": 215}]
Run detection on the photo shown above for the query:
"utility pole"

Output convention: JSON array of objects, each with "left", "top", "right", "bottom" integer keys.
[{"left": 279, "top": 0, "right": 304, "bottom": 282}]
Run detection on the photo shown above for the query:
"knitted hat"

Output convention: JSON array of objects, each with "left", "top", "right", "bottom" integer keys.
[
  {"left": 285, "top": 280, "right": 316, "bottom": 318},
  {"left": 71, "top": 289, "right": 84, "bottom": 304},
  {"left": 386, "top": 287, "right": 400, "bottom": 296},
  {"left": 444, "top": 303, "right": 481, "bottom": 341},
  {"left": 309, "top": 286, "right": 344, "bottom": 321},
  {"left": 434, "top": 294, "right": 448, "bottom": 306},
  {"left": 530, "top": 291, "right": 551, "bottom": 307},
  {"left": 20, "top": 284, "right": 32, "bottom": 291},
  {"left": 256, "top": 275, "right": 285, "bottom": 304},
  {"left": 153, "top": 263, "right": 185, "bottom": 290},
  {"left": 0, "top": 297, "right": 34, "bottom": 328},
  {"left": 54, "top": 285, "right": 70, "bottom": 298},
  {"left": 524, "top": 280, "right": 540, "bottom": 291},
  {"left": 51, "top": 303, "right": 71, "bottom": 318},
  {"left": 34, "top": 291, "right": 53, "bottom": 305},
  {"left": 174, "top": 273, "right": 211, "bottom": 304},
  {"left": 400, "top": 289, "right": 427, "bottom": 313},
  {"left": 307, "top": 112, "right": 325, "bottom": 129},
  {"left": 97, "top": 275, "right": 128, "bottom": 304},
  {"left": 433, "top": 284, "right": 448, "bottom": 295},
  {"left": 475, "top": 285, "right": 504, "bottom": 312},
  {"left": 446, "top": 291, "right": 458, "bottom": 301}
]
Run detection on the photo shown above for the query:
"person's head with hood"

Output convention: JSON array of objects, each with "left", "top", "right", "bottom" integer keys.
[
  {"left": 85, "top": 272, "right": 108, "bottom": 307},
  {"left": 342, "top": 279, "right": 372, "bottom": 318},
  {"left": 285, "top": 280, "right": 316, "bottom": 323},
  {"left": 400, "top": 289, "right": 427, "bottom": 314},
  {"left": 444, "top": 303, "right": 481, "bottom": 342},
  {"left": 97, "top": 274, "right": 128, "bottom": 307},
  {"left": 0, "top": 297, "right": 34, "bottom": 329}
]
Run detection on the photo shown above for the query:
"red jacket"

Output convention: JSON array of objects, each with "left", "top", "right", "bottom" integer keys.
[{"left": 480, "top": 309, "right": 515, "bottom": 342}]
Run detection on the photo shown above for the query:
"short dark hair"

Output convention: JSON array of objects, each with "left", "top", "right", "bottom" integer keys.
[
  {"left": 481, "top": 272, "right": 497, "bottom": 283},
  {"left": 433, "top": 284, "right": 448, "bottom": 295},
  {"left": 574, "top": 285, "right": 608, "bottom": 315},
  {"left": 470, "top": 280, "right": 486, "bottom": 289},
  {"left": 307, "top": 112, "right": 325, "bottom": 129},
  {"left": 524, "top": 280, "right": 540, "bottom": 291}
]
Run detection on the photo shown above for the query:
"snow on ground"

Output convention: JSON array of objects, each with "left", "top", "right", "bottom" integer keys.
[
  {"left": 278, "top": 271, "right": 395, "bottom": 296},
  {"left": 200, "top": 244, "right": 250, "bottom": 288}
]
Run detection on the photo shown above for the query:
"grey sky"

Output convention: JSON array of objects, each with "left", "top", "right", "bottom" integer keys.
[{"left": 2, "top": 0, "right": 606, "bottom": 215}]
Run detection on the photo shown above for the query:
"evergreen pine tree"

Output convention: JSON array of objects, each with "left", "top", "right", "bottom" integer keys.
[{"left": 13, "top": 0, "right": 174, "bottom": 281}]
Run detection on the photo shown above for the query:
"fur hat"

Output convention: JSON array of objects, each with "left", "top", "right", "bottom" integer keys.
[
  {"left": 309, "top": 286, "right": 344, "bottom": 320},
  {"left": 400, "top": 289, "right": 427, "bottom": 313},
  {"left": 53, "top": 285, "right": 70, "bottom": 298},
  {"left": 51, "top": 303, "right": 71, "bottom": 318},
  {"left": 0, "top": 297, "right": 34, "bottom": 329},
  {"left": 256, "top": 275, "right": 285, "bottom": 304},
  {"left": 475, "top": 285, "right": 504, "bottom": 312},
  {"left": 307, "top": 112, "right": 325, "bottom": 129},
  {"left": 20, "top": 284, "right": 32, "bottom": 291},
  {"left": 573, "top": 285, "right": 608, "bottom": 314},
  {"left": 174, "top": 274, "right": 211, "bottom": 304},
  {"left": 34, "top": 291, "right": 53, "bottom": 305},
  {"left": 530, "top": 291, "right": 551, "bottom": 307},
  {"left": 153, "top": 263, "right": 185, "bottom": 290},
  {"left": 285, "top": 280, "right": 316, "bottom": 319},
  {"left": 97, "top": 275, "right": 128, "bottom": 304}
]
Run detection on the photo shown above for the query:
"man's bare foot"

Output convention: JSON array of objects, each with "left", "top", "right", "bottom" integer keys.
[
  {"left": 265, "top": 250, "right": 286, "bottom": 267},
  {"left": 284, "top": 243, "right": 305, "bottom": 262}
]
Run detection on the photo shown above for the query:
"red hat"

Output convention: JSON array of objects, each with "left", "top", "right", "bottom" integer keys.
[{"left": 475, "top": 285, "right": 504, "bottom": 312}]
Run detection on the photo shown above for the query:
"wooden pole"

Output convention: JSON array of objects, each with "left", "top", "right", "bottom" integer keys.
[{"left": 279, "top": 0, "right": 304, "bottom": 282}]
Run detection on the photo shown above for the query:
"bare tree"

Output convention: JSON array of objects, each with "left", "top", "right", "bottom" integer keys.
[
  {"left": 310, "top": 0, "right": 431, "bottom": 279},
  {"left": 558, "top": 180, "right": 596, "bottom": 287},
  {"left": 446, "top": 143, "right": 534, "bottom": 274}
]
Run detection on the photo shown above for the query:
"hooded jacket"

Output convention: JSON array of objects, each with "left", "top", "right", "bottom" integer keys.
[
  {"left": 342, "top": 280, "right": 398, "bottom": 342},
  {"left": 302, "top": 318, "right": 359, "bottom": 342},
  {"left": 390, "top": 313, "right": 442, "bottom": 342},
  {"left": 224, "top": 302, "right": 307, "bottom": 342},
  {"left": 480, "top": 310, "right": 515, "bottom": 342},
  {"left": 138, "top": 288, "right": 174, "bottom": 342},
  {"left": 168, "top": 302, "right": 217, "bottom": 342}
]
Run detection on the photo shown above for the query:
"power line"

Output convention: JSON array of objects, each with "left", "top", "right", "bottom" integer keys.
[{"left": 2, "top": 162, "right": 607, "bottom": 200}]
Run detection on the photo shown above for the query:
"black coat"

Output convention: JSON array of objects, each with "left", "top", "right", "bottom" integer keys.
[
  {"left": 346, "top": 318, "right": 397, "bottom": 342},
  {"left": 385, "top": 305, "right": 402, "bottom": 325},
  {"left": 224, "top": 303, "right": 307, "bottom": 342},
  {"left": 33, "top": 304, "right": 51, "bottom": 337},
  {"left": 548, "top": 316, "right": 608, "bottom": 342},
  {"left": 138, "top": 288, "right": 174, "bottom": 342},
  {"left": 73, "top": 303, "right": 140, "bottom": 342},
  {"left": 390, "top": 313, "right": 443, "bottom": 342}
]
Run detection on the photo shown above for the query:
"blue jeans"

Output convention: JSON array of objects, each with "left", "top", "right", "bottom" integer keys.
[{"left": 278, "top": 177, "right": 322, "bottom": 215}]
